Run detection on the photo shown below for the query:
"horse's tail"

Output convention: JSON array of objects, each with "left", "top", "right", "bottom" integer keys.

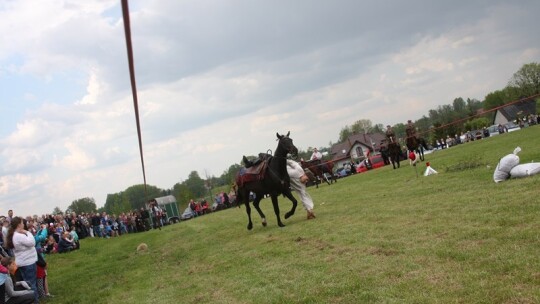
[{"left": 233, "top": 173, "right": 244, "bottom": 208}]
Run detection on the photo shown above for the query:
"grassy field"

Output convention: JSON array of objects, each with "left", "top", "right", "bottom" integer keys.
[{"left": 45, "top": 126, "right": 539, "bottom": 304}]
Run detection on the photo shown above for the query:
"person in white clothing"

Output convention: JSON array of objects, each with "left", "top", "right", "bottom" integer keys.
[
  {"left": 286, "top": 160, "right": 316, "bottom": 219},
  {"left": 6, "top": 217, "right": 39, "bottom": 304},
  {"left": 310, "top": 148, "right": 322, "bottom": 161}
]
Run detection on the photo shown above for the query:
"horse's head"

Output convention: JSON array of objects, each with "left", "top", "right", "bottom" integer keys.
[{"left": 276, "top": 131, "right": 298, "bottom": 158}]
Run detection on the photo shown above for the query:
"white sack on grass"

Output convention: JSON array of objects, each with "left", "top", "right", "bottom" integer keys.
[
  {"left": 510, "top": 163, "right": 540, "bottom": 178},
  {"left": 493, "top": 147, "right": 521, "bottom": 183},
  {"left": 424, "top": 165, "right": 438, "bottom": 176}
]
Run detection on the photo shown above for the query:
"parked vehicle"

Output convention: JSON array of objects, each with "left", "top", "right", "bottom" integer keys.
[
  {"left": 356, "top": 155, "right": 386, "bottom": 173},
  {"left": 181, "top": 206, "right": 195, "bottom": 220},
  {"left": 147, "top": 195, "right": 180, "bottom": 225}
]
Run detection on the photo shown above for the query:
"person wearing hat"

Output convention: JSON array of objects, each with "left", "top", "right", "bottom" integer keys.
[
  {"left": 385, "top": 125, "right": 396, "bottom": 143},
  {"left": 405, "top": 120, "right": 417, "bottom": 139}
]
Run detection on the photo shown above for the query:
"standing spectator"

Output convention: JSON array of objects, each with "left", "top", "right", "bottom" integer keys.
[
  {"left": 223, "top": 192, "right": 231, "bottom": 208},
  {"left": 1, "top": 221, "right": 9, "bottom": 255},
  {"left": 5, "top": 211, "right": 13, "bottom": 225},
  {"left": 5, "top": 217, "right": 39, "bottom": 303},
  {"left": 149, "top": 200, "right": 162, "bottom": 230},
  {"left": 91, "top": 213, "right": 101, "bottom": 238},
  {"left": 140, "top": 208, "right": 150, "bottom": 231}
]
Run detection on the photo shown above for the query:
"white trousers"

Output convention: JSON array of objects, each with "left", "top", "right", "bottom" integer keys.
[{"left": 290, "top": 177, "right": 314, "bottom": 211}]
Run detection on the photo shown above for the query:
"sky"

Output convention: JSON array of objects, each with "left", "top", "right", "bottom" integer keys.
[{"left": 1, "top": 0, "right": 539, "bottom": 216}]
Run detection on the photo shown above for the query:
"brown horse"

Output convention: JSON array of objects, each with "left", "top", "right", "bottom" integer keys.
[{"left": 300, "top": 159, "right": 337, "bottom": 188}]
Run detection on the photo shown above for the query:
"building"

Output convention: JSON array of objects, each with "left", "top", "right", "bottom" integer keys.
[
  {"left": 493, "top": 99, "right": 537, "bottom": 125},
  {"left": 329, "top": 133, "right": 386, "bottom": 170}
]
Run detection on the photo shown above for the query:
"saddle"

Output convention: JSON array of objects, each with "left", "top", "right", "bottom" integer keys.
[{"left": 236, "top": 157, "right": 270, "bottom": 188}]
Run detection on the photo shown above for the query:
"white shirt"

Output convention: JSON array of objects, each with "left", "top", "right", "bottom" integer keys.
[
  {"left": 286, "top": 160, "right": 305, "bottom": 179},
  {"left": 13, "top": 231, "right": 37, "bottom": 267},
  {"left": 310, "top": 151, "right": 322, "bottom": 160}
]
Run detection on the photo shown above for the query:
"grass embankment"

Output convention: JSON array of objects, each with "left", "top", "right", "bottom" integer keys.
[{"left": 46, "top": 126, "right": 540, "bottom": 303}]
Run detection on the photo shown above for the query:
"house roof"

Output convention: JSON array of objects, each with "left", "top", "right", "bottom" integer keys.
[
  {"left": 495, "top": 99, "right": 537, "bottom": 122},
  {"left": 330, "top": 133, "right": 386, "bottom": 160}
]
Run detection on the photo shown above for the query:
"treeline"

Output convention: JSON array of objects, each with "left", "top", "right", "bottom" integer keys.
[
  {"left": 338, "top": 62, "right": 540, "bottom": 144},
  {"left": 56, "top": 63, "right": 539, "bottom": 215}
]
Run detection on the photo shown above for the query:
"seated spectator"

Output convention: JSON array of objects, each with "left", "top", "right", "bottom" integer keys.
[
  {"left": 1, "top": 257, "right": 34, "bottom": 304},
  {"left": 68, "top": 229, "right": 80, "bottom": 249},
  {"left": 57, "top": 232, "right": 74, "bottom": 253},
  {"left": 43, "top": 235, "right": 57, "bottom": 254},
  {"left": 201, "top": 200, "right": 210, "bottom": 215}
]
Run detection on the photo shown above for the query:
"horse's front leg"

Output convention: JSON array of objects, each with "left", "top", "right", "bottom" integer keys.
[
  {"left": 283, "top": 189, "right": 298, "bottom": 219},
  {"left": 270, "top": 194, "right": 285, "bottom": 227},
  {"left": 245, "top": 198, "right": 253, "bottom": 230},
  {"left": 252, "top": 197, "right": 267, "bottom": 227},
  {"left": 324, "top": 173, "right": 331, "bottom": 185}
]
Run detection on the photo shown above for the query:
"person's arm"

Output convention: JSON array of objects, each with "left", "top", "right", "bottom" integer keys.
[
  {"left": 34, "top": 225, "right": 48, "bottom": 243},
  {"left": 5, "top": 277, "right": 33, "bottom": 297},
  {"left": 14, "top": 232, "right": 36, "bottom": 249}
]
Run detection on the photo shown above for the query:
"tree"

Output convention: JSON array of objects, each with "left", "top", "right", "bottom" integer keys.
[
  {"left": 104, "top": 193, "right": 131, "bottom": 214},
  {"left": 338, "top": 126, "right": 352, "bottom": 142},
  {"left": 466, "top": 98, "right": 483, "bottom": 116},
  {"left": 221, "top": 163, "right": 243, "bottom": 185},
  {"left": 392, "top": 123, "right": 406, "bottom": 140},
  {"left": 372, "top": 124, "right": 384, "bottom": 134},
  {"left": 508, "top": 62, "right": 540, "bottom": 97},
  {"left": 52, "top": 206, "right": 63, "bottom": 215},
  {"left": 352, "top": 119, "right": 373, "bottom": 134},
  {"left": 452, "top": 97, "right": 466, "bottom": 114},
  {"left": 172, "top": 182, "right": 194, "bottom": 209},
  {"left": 184, "top": 171, "right": 206, "bottom": 198},
  {"left": 464, "top": 117, "right": 490, "bottom": 131},
  {"left": 120, "top": 184, "right": 163, "bottom": 210},
  {"left": 67, "top": 197, "right": 97, "bottom": 214}
]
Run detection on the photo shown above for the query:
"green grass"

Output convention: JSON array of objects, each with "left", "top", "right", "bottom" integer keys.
[{"left": 46, "top": 126, "right": 540, "bottom": 304}]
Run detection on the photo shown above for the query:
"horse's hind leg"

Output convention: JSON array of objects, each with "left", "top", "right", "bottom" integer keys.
[
  {"left": 283, "top": 189, "right": 298, "bottom": 219},
  {"left": 253, "top": 197, "right": 267, "bottom": 227},
  {"left": 270, "top": 195, "right": 285, "bottom": 227},
  {"left": 245, "top": 200, "right": 253, "bottom": 230}
]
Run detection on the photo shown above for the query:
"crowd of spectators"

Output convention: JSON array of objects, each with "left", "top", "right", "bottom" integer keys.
[
  {"left": 185, "top": 191, "right": 237, "bottom": 219},
  {"left": 434, "top": 115, "right": 539, "bottom": 150},
  {"left": 0, "top": 206, "right": 168, "bottom": 303}
]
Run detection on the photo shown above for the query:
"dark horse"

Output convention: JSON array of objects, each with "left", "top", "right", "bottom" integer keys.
[
  {"left": 300, "top": 159, "right": 337, "bottom": 188},
  {"left": 387, "top": 142, "right": 402, "bottom": 169},
  {"left": 405, "top": 136, "right": 428, "bottom": 162},
  {"left": 236, "top": 132, "right": 299, "bottom": 230}
]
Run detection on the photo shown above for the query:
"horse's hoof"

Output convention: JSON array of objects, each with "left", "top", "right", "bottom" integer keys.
[
  {"left": 247, "top": 223, "right": 253, "bottom": 230},
  {"left": 278, "top": 222, "right": 286, "bottom": 228},
  {"left": 285, "top": 212, "right": 294, "bottom": 219},
  {"left": 262, "top": 218, "right": 267, "bottom": 227}
]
